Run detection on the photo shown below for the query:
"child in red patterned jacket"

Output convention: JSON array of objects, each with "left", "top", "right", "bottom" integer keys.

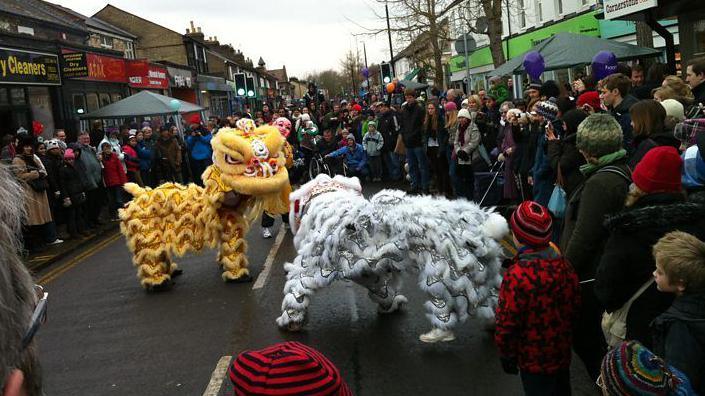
[{"left": 495, "top": 201, "right": 580, "bottom": 396}]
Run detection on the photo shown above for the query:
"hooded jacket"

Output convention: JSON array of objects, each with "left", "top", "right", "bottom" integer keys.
[
  {"left": 652, "top": 292, "right": 705, "bottom": 395},
  {"left": 596, "top": 194, "right": 705, "bottom": 348},
  {"left": 77, "top": 143, "right": 102, "bottom": 190},
  {"left": 377, "top": 110, "right": 400, "bottom": 152},
  {"left": 609, "top": 94, "right": 639, "bottom": 154},
  {"left": 399, "top": 101, "right": 426, "bottom": 148}
]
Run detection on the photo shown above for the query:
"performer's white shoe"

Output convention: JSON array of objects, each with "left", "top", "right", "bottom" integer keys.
[
  {"left": 262, "top": 227, "right": 272, "bottom": 239},
  {"left": 419, "top": 328, "right": 455, "bottom": 343}
]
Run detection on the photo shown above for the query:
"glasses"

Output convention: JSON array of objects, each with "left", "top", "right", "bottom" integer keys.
[{"left": 21, "top": 285, "right": 48, "bottom": 350}]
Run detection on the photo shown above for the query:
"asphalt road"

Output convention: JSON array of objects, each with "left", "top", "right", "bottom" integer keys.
[{"left": 36, "top": 182, "right": 596, "bottom": 396}]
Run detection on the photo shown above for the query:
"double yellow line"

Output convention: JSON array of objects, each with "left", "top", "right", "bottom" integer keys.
[{"left": 38, "top": 232, "right": 122, "bottom": 285}]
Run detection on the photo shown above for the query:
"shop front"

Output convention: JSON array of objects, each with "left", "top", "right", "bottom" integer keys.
[
  {"left": 60, "top": 49, "right": 129, "bottom": 136},
  {"left": 163, "top": 64, "right": 197, "bottom": 105},
  {"left": 448, "top": 11, "right": 601, "bottom": 93},
  {"left": 127, "top": 61, "right": 169, "bottom": 95},
  {"left": 197, "top": 74, "right": 231, "bottom": 119},
  {"left": 0, "top": 47, "right": 61, "bottom": 140}
]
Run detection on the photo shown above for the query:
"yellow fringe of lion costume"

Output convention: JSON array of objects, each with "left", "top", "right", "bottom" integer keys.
[{"left": 119, "top": 122, "right": 291, "bottom": 290}]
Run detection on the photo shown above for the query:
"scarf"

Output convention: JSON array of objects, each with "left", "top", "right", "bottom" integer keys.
[
  {"left": 452, "top": 122, "right": 470, "bottom": 161},
  {"left": 579, "top": 149, "right": 627, "bottom": 176}
]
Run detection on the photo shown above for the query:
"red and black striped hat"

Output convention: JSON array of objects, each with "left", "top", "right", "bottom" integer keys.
[
  {"left": 510, "top": 201, "right": 553, "bottom": 247},
  {"left": 229, "top": 341, "right": 352, "bottom": 396}
]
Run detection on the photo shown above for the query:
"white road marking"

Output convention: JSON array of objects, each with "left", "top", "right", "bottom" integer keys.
[
  {"left": 253, "top": 225, "right": 285, "bottom": 290},
  {"left": 202, "top": 355, "right": 231, "bottom": 396},
  {"left": 346, "top": 283, "right": 359, "bottom": 323}
]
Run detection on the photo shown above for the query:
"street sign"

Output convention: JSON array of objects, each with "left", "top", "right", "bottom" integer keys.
[
  {"left": 604, "top": 0, "right": 658, "bottom": 20},
  {"left": 454, "top": 33, "right": 477, "bottom": 55}
]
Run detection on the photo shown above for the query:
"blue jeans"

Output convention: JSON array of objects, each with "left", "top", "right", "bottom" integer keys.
[
  {"left": 383, "top": 151, "right": 402, "bottom": 180},
  {"left": 406, "top": 146, "right": 430, "bottom": 190},
  {"left": 446, "top": 147, "right": 459, "bottom": 194}
]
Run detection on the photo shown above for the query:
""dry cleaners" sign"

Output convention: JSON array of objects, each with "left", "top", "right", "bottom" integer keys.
[{"left": 0, "top": 47, "right": 61, "bottom": 85}]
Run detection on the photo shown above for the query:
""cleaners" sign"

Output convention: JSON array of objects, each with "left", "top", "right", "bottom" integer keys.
[{"left": 0, "top": 47, "right": 60, "bottom": 85}]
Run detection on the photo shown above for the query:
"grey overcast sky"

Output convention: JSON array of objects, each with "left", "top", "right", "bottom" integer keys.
[{"left": 50, "top": 0, "right": 392, "bottom": 78}]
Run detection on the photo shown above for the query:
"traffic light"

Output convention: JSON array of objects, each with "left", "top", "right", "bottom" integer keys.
[
  {"left": 245, "top": 76, "right": 255, "bottom": 98},
  {"left": 234, "top": 73, "right": 246, "bottom": 97},
  {"left": 380, "top": 62, "right": 392, "bottom": 84}
]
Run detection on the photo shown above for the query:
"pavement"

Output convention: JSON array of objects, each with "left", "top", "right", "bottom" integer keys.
[{"left": 34, "top": 181, "right": 597, "bottom": 396}]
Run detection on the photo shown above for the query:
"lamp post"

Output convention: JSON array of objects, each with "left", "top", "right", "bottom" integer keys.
[{"left": 385, "top": 1, "right": 396, "bottom": 77}]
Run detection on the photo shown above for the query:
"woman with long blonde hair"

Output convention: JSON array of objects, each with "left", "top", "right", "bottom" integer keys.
[{"left": 443, "top": 101, "right": 459, "bottom": 197}]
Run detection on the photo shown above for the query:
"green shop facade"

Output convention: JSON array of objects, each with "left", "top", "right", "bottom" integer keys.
[{"left": 449, "top": 10, "right": 601, "bottom": 94}]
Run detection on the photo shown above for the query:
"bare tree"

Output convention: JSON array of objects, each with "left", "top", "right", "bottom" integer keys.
[
  {"left": 305, "top": 70, "right": 346, "bottom": 98},
  {"left": 351, "top": 0, "right": 510, "bottom": 86},
  {"left": 340, "top": 50, "right": 364, "bottom": 96}
]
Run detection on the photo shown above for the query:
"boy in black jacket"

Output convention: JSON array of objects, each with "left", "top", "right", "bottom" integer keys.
[{"left": 651, "top": 230, "right": 705, "bottom": 395}]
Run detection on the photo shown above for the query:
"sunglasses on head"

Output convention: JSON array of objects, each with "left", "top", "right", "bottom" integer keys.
[{"left": 21, "top": 284, "right": 48, "bottom": 350}]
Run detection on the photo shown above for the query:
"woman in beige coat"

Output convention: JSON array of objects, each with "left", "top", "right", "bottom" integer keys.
[{"left": 12, "top": 138, "right": 61, "bottom": 251}]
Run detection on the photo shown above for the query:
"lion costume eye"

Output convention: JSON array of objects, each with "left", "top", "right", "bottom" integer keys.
[{"left": 251, "top": 139, "right": 269, "bottom": 159}]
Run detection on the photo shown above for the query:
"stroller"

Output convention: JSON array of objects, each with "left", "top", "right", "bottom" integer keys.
[{"left": 474, "top": 161, "right": 505, "bottom": 207}]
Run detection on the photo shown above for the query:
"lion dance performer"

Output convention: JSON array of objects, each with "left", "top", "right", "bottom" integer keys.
[
  {"left": 260, "top": 117, "right": 295, "bottom": 238},
  {"left": 119, "top": 119, "right": 290, "bottom": 291},
  {"left": 277, "top": 174, "right": 509, "bottom": 343}
]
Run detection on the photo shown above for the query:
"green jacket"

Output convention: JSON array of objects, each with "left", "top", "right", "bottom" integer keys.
[
  {"left": 489, "top": 84, "right": 509, "bottom": 104},
  {"left": 560, "top": 160, "right": 631, "bottom": 280}
]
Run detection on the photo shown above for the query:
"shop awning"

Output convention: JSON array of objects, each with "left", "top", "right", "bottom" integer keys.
[
  {"left": 398, "top": 79, "right": 428, "bottom": 90},
  {"left": 489, "top": 32, "right": 660, "bottom": 76},
  {"left": 404, "top": 67, "right": 421, "bottom": 81},
  {"left": 80, "top": 90, "right": 203, "bottom": 119}
]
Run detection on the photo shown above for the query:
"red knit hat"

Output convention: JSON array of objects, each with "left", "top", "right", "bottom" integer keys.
[
  {"left": 188, "top": 113, "right": 201, "bottom": 125},
  {"left": 577, "top": 91, "right": 601, "bottom": 112},
  {"left": 510, "top": 201, "right": 553, "bottom": 247},
  {"left": 229, "top": 342, "right": 352, "bottom": 396},
  {"left": 632, "top": 146, "right": 683, "bottom": 193},
  {"left": 352, "top": 104, "right": 362, "bottom": 112}
]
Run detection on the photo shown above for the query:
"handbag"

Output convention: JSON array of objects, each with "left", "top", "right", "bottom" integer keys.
[
  {"left": 547, "top": 165, "right": 567, "bottom": 218},
  {"left": 601, "top": 279, "right": 654, "bottom": 348},
  {"left": 28, "top": 176, "right": 48, "bottom": 192}
]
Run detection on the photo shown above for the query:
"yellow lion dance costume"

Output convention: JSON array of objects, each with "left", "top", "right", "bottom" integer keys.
[{"left": 119, "top": 121, "right": 291, "bottom": 291}]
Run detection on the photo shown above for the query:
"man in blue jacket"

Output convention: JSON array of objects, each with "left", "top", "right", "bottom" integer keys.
[
  {"left": 137, "top": 127, "right": 156, "bottom": 187},
  {"left": 325, "top": 135, "right": 368, "bottom": 179},
  {"left": 186, "top": 121, "right": 213, "bottom": 185}
]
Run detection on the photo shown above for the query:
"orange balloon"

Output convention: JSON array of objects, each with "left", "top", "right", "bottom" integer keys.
[{"left": 386, "top": 83, "right": 396, "bottom": 94}]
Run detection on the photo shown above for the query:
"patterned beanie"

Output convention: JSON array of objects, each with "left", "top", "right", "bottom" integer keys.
[
  {"left": 600, "top": 340, "right": 695, "bottom": 395},
  {"left": 632, "top": 146, "right": 683, "bottom": 194},
  {"left": 510, "top": 201, "right": 553, "bottom": 247},
  {"left": 536, "top": 99, "right": 559, "bottom": 122},
  {"left": 576, "top": 113, "right": 624, "bottom": 158},
  {"left": 229, "top": 342, "right": 352, "bottom": 396}
]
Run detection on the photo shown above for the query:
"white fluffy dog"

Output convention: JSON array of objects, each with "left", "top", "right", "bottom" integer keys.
[{"left": 277, "top": 174, "right": 508, "bottom": 342}]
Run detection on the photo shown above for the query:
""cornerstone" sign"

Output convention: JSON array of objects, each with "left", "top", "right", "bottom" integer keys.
[{"left": 604, "top": 0, "right": 658, "bottom": 20}]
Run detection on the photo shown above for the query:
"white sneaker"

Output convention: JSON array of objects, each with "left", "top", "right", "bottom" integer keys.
[
  {"left": 262, "top": 227, "right": 272, "bottom": 239},
  {"left": 419, "top": 328, "right": 455, "bottom": 343},
  {"left": 48, "top": 239, "right": 64, "bottom": 245}
]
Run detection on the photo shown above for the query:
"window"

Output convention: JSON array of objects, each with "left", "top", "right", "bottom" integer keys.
[
  {"left": 556, "top": 0, "right": 563, "bottom": 14},
  {"left": 86, "top": 93, "right": 99, "bottom": 113},
  {"left": 518, "top": 0, "right": 526, "bottom": 28},
  {"left": 99, "top": 93, "right": 111, "bottom": 108},
  {"left": 72, "top": 94, "right": 86, "bottom": 115},
  {"left": 10, "top": 88, "right": 26, "bottom": 105},
  {"left": 581, "top": 0, "right": 591, "bottom": 5},
  {"left": 100, "top": 35, "right": 114, "bottom": 49},
  {"left": 111, "top": 93, "right": 122, "bottom": 103},
  {"left": 536, "top": 0, "right": 543, "bottom": 21},
  {"left": 124, "top": 41, "right": 135, "bottom": 59},
  {"left": 0, "top": 88, "right": 7, "bottom": 104}
]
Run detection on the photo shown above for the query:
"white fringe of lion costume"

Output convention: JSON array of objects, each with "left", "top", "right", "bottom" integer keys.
[{"left": 277, "top": 174, "right": 509, "bottom": 342}]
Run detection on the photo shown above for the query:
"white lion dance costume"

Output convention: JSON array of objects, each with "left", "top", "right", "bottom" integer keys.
[
  {"left": 276, "top": 174, "right": 509, "bottom": 342},
  {"left": 119, "top": 119, "right": 290, "bottom": 291}
]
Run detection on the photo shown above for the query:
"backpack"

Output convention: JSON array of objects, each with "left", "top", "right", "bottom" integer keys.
[{"left": 601, "top": 279, "right": 654, "bottom": 348}]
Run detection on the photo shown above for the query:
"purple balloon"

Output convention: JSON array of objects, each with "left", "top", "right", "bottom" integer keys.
[
  {"left": 591, "top": 51, "right": 618, "bottom": 80},
  {"left": 523, "top": 51, "right": 545, "bottom": 80},
  {"left": 361, "top": 67, "right": 370, "bottom": 78}
]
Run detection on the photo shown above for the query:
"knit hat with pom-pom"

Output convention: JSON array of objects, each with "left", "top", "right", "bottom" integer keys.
[{"left": 510, "top": 201, "right": 553, "bottom": 247}]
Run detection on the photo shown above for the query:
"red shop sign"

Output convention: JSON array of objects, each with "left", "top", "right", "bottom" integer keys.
[
  {"left": 85, "top": 53, "right": 126, "bottom": 82},
  {"left": 127, "top": 60, "right": 168, "bottom": 89}
]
